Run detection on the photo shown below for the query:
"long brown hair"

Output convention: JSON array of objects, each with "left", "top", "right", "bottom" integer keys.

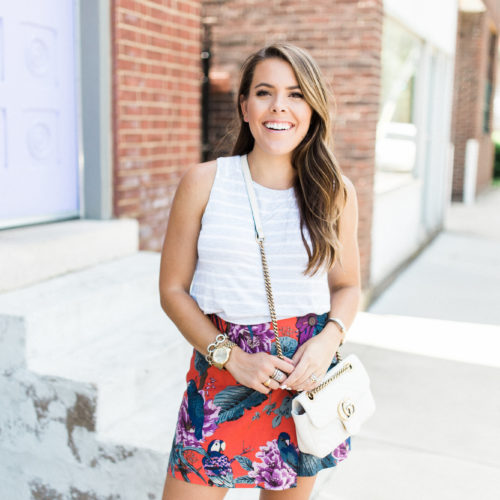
[{"left": 232, "top": 43, "right": 347, "bottom": 275}]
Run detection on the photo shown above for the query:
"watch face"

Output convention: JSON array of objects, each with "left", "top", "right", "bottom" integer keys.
[{"left": 213, "top": 346, "right": 230, "bottom": 365}]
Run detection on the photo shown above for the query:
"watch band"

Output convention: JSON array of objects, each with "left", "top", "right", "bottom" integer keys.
[
  {"left": 205, "top": 333, "right": 228, "bottom": 364},
  {"left": 206, "top": 335, "right": 237, "bottom": 367},
  {"left": 211, "top": 339, "right": 237, "bottom": 369}
]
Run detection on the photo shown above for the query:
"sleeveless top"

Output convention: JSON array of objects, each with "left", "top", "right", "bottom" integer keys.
[{"left": 190, "top": 154, "right": 331, "bottom": 324}]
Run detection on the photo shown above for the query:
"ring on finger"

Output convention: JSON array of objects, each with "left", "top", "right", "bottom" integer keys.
[
  {"left": 309, "top": 374, "right": 319, "bottom": 383},
  {"left": 271, "top": 368, "right": 286, "bottom": 383},
  {"left": 263, "top": 378, "right": 272, "bottom": 388}
]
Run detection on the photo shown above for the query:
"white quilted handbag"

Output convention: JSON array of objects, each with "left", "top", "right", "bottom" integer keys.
[{"left": 291, "top": 353, "right": 376, "bottom": 457}]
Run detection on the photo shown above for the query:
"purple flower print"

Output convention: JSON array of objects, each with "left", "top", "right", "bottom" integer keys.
[
  {"left": 332, "top": 440, "right": 350, "bottom": 461},
  {"left": 248, "top": 439, "right": 297, "bottom": 490},
  {"left": 296, "top": 314, "right": 318, "bottom": 345},
  {"left": 227, "top": 322, "right": 275, "bottom": 354},
  {"left": 175, "top": 390, "right": 220, "bottom": 446}
]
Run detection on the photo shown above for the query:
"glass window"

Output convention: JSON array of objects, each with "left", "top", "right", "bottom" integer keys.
[
  {"left": 376, "top": 17, "right": 423, "bottom": 187},
  {"left": 483, "top": 31, "right": 497, "bottom": 134}
]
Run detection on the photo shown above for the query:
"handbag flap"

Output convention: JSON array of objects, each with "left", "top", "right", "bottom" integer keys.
[{"left": 291, "top": 354, "right": 375, "bottom": 430}]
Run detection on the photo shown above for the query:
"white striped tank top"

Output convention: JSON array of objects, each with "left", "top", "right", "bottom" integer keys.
[{"left": 190, "top": 154, "right": 331, "bottom": 324}]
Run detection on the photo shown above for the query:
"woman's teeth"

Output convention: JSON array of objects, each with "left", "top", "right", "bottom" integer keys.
[{"left": 264, "top": 122, "right": 293, "bottom": 130}]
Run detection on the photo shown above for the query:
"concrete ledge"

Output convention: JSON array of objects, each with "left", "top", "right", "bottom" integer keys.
[{"left": 0, "top": 219, "right": 139, "bottom": 293}]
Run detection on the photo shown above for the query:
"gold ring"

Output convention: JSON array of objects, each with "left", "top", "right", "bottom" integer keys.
[
  {"left": 263, "top": 378, "right": 272, "bottom": 388},
  {"left": 271, "top": 369, "right": 286, "bottom": 383},
  {"left": 310, "top": 374, "right": 319, "bottom": 383}
]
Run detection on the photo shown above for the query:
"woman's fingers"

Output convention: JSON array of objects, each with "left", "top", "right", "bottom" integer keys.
[
  {"left": 261, "top": 376, "right": 281, "bottom": 393},
  {"left": 295, "top": 372, "right": 324, "bottom": 392},
  {"left": 280, "top": 360, "right": 308, "bottom": 390},
  {"left": 273, "top": 355, "right": 295, "bottom": 373},
  {"left": 281, "top": 356, "right": 326, "bottom": 391},
  {"left": 226, "top": 351, "right": 297, "bottom": 394}
]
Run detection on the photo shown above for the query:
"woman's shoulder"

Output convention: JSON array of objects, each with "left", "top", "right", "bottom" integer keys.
[
  {"left": 338, "top": 174, "right": 358, "bottom": 225},
  {"left": 340, "top": 174, "right": 357, "bottom": 203},
  {"left": 172, "top": 160, "right": 218, "bottom": 218},
  {"left": 179, "top": 159, "right": 217, "bottom": 195},
  {"left": 340, "top": 174, "right": 355, "bottom": 191},
  {"left": 182, "top": 154, "right": 240, "bottom": 184},
  {"left": 176, "top": 155, "right": 241, "bottom": 210}
]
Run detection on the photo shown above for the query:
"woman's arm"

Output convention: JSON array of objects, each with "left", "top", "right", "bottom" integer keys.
[
  {"left": 158, "top": 160, "right": 220, "bottom": 354},
  {"left": 281, "top": 175, "right": 362, "bottom": 391},
  {"left": 159, "top": 161, "right": 293, "bottom": 394}
]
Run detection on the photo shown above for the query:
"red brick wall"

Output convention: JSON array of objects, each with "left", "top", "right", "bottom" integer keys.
[
  {"left": 202, "top": 0, "right": 383, "bottom": 289},
  {"left": 112, "top": 0, "right": 202, "bottom": 250},
  {"left": 451, "top": 10, "right": 497, "bottom": 200}
]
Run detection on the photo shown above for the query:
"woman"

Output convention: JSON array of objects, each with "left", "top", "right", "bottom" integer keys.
[{"left": 159, "top": 43, "right": 361, "bottom": 499}]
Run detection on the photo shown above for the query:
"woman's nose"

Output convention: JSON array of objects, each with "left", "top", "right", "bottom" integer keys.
[{"left": 271, "top": 95, "right": 287, "bottom": 112}]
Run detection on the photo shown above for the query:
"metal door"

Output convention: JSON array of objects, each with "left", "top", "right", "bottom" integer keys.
[{"left": 0, "top": 0, "right": 79, "bottom": 228}]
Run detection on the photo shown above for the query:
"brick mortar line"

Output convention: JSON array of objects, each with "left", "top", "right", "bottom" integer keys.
[
  {"left": 117, "top": 53, "right": 200, "bottom": 67},
  {"left": 117, "top": 120, "right": 200, "bottom": 125},
  {"left": 116, "top": 38, "right": 199, "bottom": 54},
  {"left": 116, "top": 83, "right": 199, "bottom": 91},
  {"left": 140, "top": 0, "right": 200, "bottom": 16},
  {"left": 117, "top": 70, "right": 201, "bottom": 79},
  {"left": 117, "top": 115, "right": 199, "bottom": 121},
  {"left": 117, "top": 165, "right": 182, "bottom": 174},
  {"left": 116, "top": 141, "right": 199, "bottom": 148},
  {"left": 115, "top": 167, "right": 190, "bottom": 176},
  {"left": 116, "top": 88, "right": 200, "bottom": 96},
  {"left": 116, "top": 80, "right": 201, "bottom": 88},
  {"left": 116, "top": 161, "right": 198, "bottom": 171},
  {"left": 116, "top": 20, "right": 200, "bottom": 35},
  {"left": 117, "top": 156, "right": 186, "bottom": 162},
  {"left": 116, "top": 66, "right": 202, "bottom": 78},
  {"left": 117, "top": 102, "right": 199, "bottom": 108},
  {"left": 116, "top": 4, "right": 199, "bottom": 22},
  {"left": 115, "top": 25, "right": 200, "bottom": 43},
  {"left": 117, "top": 129, "right": 200, "bottom": 136},
  {"left": 118, "top": 129, "right": 199, "bottom": 134},
  {"left": 117, "top": 107, "right": 200, "bottom": 114},
  {"left": 116, "top": 101, "right": 199, "bottom": 108}
]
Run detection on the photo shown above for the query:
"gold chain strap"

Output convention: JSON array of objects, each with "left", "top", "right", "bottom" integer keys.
[
  {"left": 257, "top": 235, "right": 343, "bottom": 383},
  {"left": 257, "top": 238, "right": 284, "bottom": 359},
  {"left": 306, "top": 357, "right": 351, "bottom": 400}
]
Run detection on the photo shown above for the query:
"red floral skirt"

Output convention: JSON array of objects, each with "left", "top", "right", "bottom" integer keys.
[{"left": 167, "top": 312, "right": 351, "bottom": 490}]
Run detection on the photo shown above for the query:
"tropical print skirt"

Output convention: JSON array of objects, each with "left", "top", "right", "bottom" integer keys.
[{"left": 167, "top": 312, "right": 351, "bottom": 490}]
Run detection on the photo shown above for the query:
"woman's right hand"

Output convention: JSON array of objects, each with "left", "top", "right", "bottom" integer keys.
[{"left": 225, "top": 347, "right": 295, "bottom": 394}]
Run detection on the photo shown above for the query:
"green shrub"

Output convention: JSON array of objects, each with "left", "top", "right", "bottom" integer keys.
[{"left": 493, "top": 132, "right": 500, "bottom": 178}]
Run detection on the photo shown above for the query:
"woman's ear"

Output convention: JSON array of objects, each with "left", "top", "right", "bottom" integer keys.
[{"left": 240, "top": 95, "right": 248, "bottom": 122}]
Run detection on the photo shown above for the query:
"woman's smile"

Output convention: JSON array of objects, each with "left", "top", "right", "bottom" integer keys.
[{"left": 263, "top": 120, "right": 295, "bottom": 131}]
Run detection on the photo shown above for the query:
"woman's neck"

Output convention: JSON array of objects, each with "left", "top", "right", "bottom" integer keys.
[{"left": 246, "top": 149, "right": 296, "bottom": 190}]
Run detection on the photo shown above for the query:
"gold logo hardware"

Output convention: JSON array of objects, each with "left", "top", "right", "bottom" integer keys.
[{"left": 338, "top": 400, "right": 355, "bottom": 421}]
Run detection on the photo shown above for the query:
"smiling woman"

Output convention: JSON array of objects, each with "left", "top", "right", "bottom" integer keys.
[{"left": 159, "top": 43, "right": 361, "bottom": 500}]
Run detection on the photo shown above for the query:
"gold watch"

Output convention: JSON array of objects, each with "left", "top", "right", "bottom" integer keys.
[{"left": 211, "top": 339, "right": 237, "bottom": 369}]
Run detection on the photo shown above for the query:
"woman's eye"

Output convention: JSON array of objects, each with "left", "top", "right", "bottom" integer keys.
[{"left": 255, "top": 90, "right": 303, "bottom": 98}]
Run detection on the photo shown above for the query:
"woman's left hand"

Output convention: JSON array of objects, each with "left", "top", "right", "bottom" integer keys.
[{"left": 280, "top": 324, "right": 343, "bottom": 392}]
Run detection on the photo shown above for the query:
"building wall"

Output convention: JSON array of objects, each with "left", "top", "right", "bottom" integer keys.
[
  {"left": 203, "top": 0, "right": 384, "bottom": 289},
  {"left": 451, "top": 9, "right": 498, "bottom": 201},
  {"left": 112, "top": 0, "right": 202, "bottom": 250}
]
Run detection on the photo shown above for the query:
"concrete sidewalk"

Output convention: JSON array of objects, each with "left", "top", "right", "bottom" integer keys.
[{"left": 327, "top": 185, "right": 500, "bottom": 500}]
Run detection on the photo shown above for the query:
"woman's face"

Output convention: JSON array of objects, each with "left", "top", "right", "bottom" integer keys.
[{"left": 240, "top": 58, "right": 313, "bottom": 158}]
